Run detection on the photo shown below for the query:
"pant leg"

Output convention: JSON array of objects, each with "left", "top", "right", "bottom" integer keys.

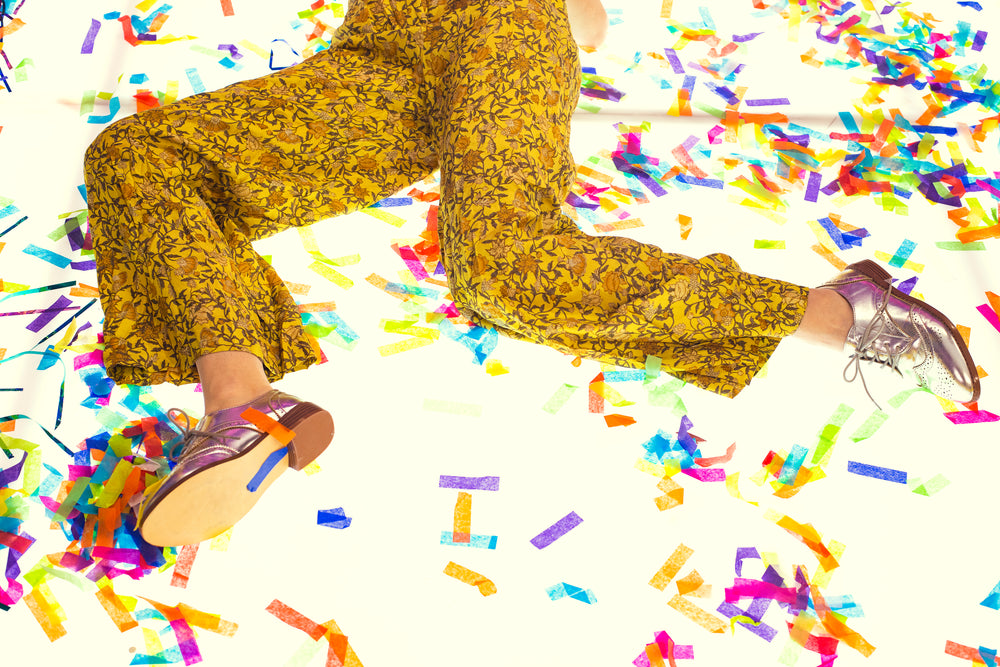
[
  {"left": 423, "top": 0, "right": 810, "bottom": 398},
  {"left": 84, "top": 0, "right": 437, "bottom": 386}
]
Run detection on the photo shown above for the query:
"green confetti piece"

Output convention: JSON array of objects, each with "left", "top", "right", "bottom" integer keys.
[
  {"left": 644, "top": 355, "right": 662, "bottom": 381},
  {"left": 850, "top": 410, "right": 889, "bottom": 443},
  {"left": 912, "top": 473, "right": 950, "bottom": 496},
  {"left": 754, "top": 239, "right": 786, "bottom": 249},
  {"left": 52, "top": 476, "right": 90, "bottom": 524},
  {"left": 935, "top": 241, "right": 986, "bottom": 251},
  {"left": 423, "top": 399, "right": 482, "bottom": 417},
  {"left": 888, "top": 386, "right": 928, "bottom": 409},
  {"left": 812, "top": 403, "right": 854, "bottom": 465},
  {"left": 283, "top": 636, "right": 325, "bottom": 667},
  {"left": 542, "top": 384, "right": 578, "bottom": 414},
  {"left": 80, "top": 90, "right": 97, "bottom": 116}
]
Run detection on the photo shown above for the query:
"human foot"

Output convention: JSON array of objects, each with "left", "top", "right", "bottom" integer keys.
[
  {"left": 136, "top": 390, "right": 334, "bottom": 546},
  {"left": 817, "top": 259, "right": 980, "bottom": 406}
]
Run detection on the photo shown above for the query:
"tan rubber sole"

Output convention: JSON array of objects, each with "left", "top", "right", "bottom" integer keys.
[{"left": 140, "top": 408, "right": 334, "bottom": 547}]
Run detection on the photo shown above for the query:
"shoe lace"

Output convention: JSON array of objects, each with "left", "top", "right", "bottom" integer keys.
[
  {"left": 841, "top": 281, "right": 913, "bottom": 410},
  {"left": 163, "top": 408, "right": 238, "bottom": 464}
]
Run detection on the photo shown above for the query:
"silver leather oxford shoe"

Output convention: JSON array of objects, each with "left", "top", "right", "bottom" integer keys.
[
  {"left": 818, "top": 260, "right": 980, "bottom": 406},
  {"left": 136, "top": 389, "right": 334, "bottom": 547}
]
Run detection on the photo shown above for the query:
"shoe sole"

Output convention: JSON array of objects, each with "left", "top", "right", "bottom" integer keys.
[
  {"left": 847, "top": 259, "right": 981, "bottom": 403},
  {"left": 139, "top": 404, "right": 334, "bottom": 547}
]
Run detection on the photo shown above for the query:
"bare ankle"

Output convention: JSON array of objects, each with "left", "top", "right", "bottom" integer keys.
[{"left": 196, "top": 350, "right": 272, "bottom": 414}]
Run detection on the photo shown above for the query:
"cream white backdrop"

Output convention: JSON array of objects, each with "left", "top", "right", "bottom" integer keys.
[{"left": 1, "top": 1, "right": 999, "bottom": 666}]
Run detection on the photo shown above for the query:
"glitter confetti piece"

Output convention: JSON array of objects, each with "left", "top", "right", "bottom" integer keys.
[
  {"left": 438, "top": 476, "right": 500, "bottom": 491},
  {"left": 317, "top": 507, "right": 352, "bottom": 529},
  {"left": 944, "top": 410, "right": 999, "bottom": 424},
  {"left": 668, "top": 595, "right": 726, "bottom": 633},
  {"left": 423, "top": 399, "right": 482, "bottom": 417},
  {"left": 443, "top": 561, "right": 497, "bottom": 596},
  {"left": 546, "top": 582, "right": 597, "bottom": 604},
  {"left": 542, "top": 383, "right": 578, "bottom": 414},
  {"left": 530, "top": 511, "right": 583, "bottom": 549},
  {"left": 650, "top": 543, "right": 694, "bottom": 591},
  {"left": 170, "top": 543, "right": 199, "bottom": 588}
]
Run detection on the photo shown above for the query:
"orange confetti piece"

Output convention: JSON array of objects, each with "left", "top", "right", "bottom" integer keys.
[
  {"left": 453, "top": 492, "right": 471, "bottom": 543},
  {"left": 170, "top": 543, "right": 199, "bottom": 588},
  {"left": 240, "top": 407, "right": 295, "bottom": 445},
  {"left": 604, "top": 413, "right": 636, "bottom": 427},
  {"left": 443, "top": 561, "right": 498, "bottom": 596},
  {"left": 675, "top": 570, "right": 708, "bottom": 597},
  {"left": 298, "top": 301, "right": 337, "bottom": 313},
  {"left": 678, "top": 214, "right": 693, "bottom": 240},
  {"left": 69, "top": 283, "right": 99, "bottom": 297},
  {"left": 987, "top": 291, "right": 1000, "bottom": 318},
  {"left": 649, "top": 543, "right": 694, "bottom": 591},
  {"left": 667, "top": 595, "right": 726, "bottom": 633},
  {"left": 95, "top": 582, "right": 138, "bottom": 632},
  {"left": 220, "top": 0, "right": 235, "bottom": 16},
  {"left": 654, "top": 476, "right": 684, "bottom": 511},
  {"left": 775, "top": 514, "right": 839, "bottom": 571},
  {"left": 24, "top": 584, "right": 67, "bottom": 641}
]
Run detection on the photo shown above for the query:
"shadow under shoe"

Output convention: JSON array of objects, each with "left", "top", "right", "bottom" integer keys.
[
  {"left": 136, "top": 389, "right": 334, "bottom": 547},
  {"left": 818, "top": 259, "right": 980, "bottom": 407}
]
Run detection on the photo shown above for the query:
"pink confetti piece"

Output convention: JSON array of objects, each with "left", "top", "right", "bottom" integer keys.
[
  {"left": 977, "top": 303, "right": 1000, "bottom": 334},
  {"left": 943, "top": 410, "right": 999, "bottom": 424}
]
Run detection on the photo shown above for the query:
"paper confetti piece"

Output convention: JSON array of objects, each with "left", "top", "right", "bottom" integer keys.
[
  {"left": 546, "top": 582, "right": 597, "bottom": 604},
  {"left": 438, "top": 476, "right": 500, "bottom": 491},
  {"left": 633, "top": 630, "right": 695, "bottom": 667},
  {"left": 542, "top": 383, "right": 578, "bottom": 414},
  {"left": 439, "top": 532, "right": 497, "bottom": 549},
  {"left": 605, "top": 413, "right": 636, "bottom": 427},
  {"left": 423, "top": 399, "right": 482, "bottom": 417},
  {"left": 317, "top": 507, "right": 352, "bottom": 529},
  {"left": 946, "top": 641, "right": 997, "bottom": 665},
  {"left": 980, "top": 581, "right": 1000, "bottom": 610},
  {"left": 655, "top": 475, "right": 684, "bottom": 511},
  {"left": 847, "top": 460, "right": 907, "bottom": 484},
  {"left": 170, "top": 543, "right": 199, "bottom": 588},
  {"left": 452, "top": 492, "right": 471, "bottom": 543},
  {"left": 650, "top": 543, "right": 694, "bottom": 591},
  {"left": 443, "top": 562, "right": 497, "bottom": 596},
  {"left": 668, "top": 594, "right": 726, "bottom": 633},
  {"left": 530, "top": 511, "right": 583, "bottom": 549},
  {"left": 944, "top": 410, "right": 999, "bottom": 424},
  {"left": 912, "top": 474, "right": 950, "bottom": 496}
]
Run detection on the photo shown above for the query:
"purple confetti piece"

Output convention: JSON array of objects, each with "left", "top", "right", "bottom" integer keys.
[
  {"left": 805, "top": 170, "right": 823, "bottom": 202},
  {"left": 438, "top": 475, "right": 500, "bottom": 491},
  {"left": 26, "top": 295, "right": 73, "bottom": 333},
  {"left": 745, "top": 97, "right": 789, "bottom": 106},
  {"left": 81, "top": 18, "right": 101, "bottom": 54},
  {"left": 663, "top": 48, "right": 685, "bottom": 74},
  {"left": 530, "top": 511, "right": 583, "bottom": 549},
  {"left": 735, "top": 547, "right": 761, "bottom": 576}
]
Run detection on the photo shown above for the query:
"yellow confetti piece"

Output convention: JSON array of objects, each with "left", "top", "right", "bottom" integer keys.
[
  {"left": 210, "top": 527, "right": 233, "bottom": 552},
  {"left": 594, "top": 218, "right": 645, "bottom": 233},
  {"left": 589, "top": 382, "right": 635, "bottom": 407},
  {"left": 444, "top": 561, "right": 497, "bottom": 596},
  {"left": 668, "top": 594, "right": 726, "bottom": 633},
  {"left": 423, "top": 398, "right": 483, "bottom": 417},
  {"left": 362, "top": 208, "right": 406, "bottom": 227},
  {"left": 237, "top": 39, "right": 269, "bottom": 58},
  {"left": 649, "top": 543, "right": 693, "bottom": 591},
  {"left": 24, "top": 581, "right": 67, "bottom": 641},
  {"left": 485, "top": 359, "right": 509, "bottom": 376},
  {"left": 676, "top": 570, "right": 710, "bottom": 597},
  {"left": 302, "top": 460, "right": 323, "bottom": 476},
  {"left": 655, "top": 475, "right": 684, "bottom": 511},
  {"left": 378, "top": 336, "right": 434, "bottom": 356},
  {"left": 872, "top": 250, "right": 924, "bottom": 273},
  {"left": 309, "top": 260, "right": 354, "bottom": 289}
]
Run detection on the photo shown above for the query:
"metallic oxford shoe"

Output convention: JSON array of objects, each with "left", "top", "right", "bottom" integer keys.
[
  {"left": 136, "top": 389, "right": 334, "bottom": 547},
  {"left": 818, "top": 259, "right": 980, "bottom": 407}
]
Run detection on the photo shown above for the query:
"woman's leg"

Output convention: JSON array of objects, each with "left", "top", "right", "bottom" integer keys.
[
  {"left": 423, "top": 0, "right": 809, "bottom": 399},
  {"left": 84, "top": 0, "right": 437, "bottom": 545}
]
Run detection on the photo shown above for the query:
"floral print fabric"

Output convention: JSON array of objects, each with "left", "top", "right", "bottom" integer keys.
[{"left": 84, "top": 0, "right": 810, "bottom": 398}]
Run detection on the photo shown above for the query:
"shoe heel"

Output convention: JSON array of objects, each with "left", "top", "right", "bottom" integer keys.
[
  {"left": 278, "top": 403, "right": 335, "bottom": 471},
  {"left": 849, "top": 259, "right": 892, "bottom": 286}
]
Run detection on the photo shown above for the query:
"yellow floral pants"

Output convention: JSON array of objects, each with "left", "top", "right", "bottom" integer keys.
[{"left": 84, "top": 0, "right": 810, "bottom": 399}]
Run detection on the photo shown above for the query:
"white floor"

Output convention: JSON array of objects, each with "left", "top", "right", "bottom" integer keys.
[{"left": 2, "top": 1, "right": 999, "bottom": 666}]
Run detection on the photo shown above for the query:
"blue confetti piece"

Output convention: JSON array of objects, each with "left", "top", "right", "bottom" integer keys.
[
  {"left": 317, "top": 507, "right": 352, "bottom": 529},
  {"left": 847, "top": 460, "right": 907, "bottom": 484}
]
